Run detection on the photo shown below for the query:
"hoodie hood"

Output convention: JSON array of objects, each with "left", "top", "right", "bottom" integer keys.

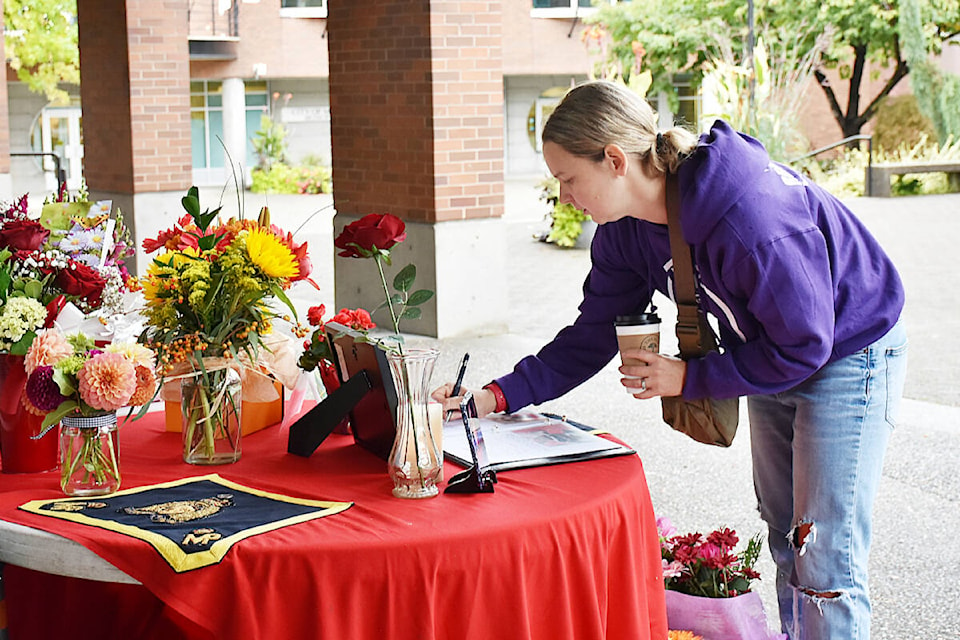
[{"left": 677, "top": 120, "right": 772, "bottom": 244}]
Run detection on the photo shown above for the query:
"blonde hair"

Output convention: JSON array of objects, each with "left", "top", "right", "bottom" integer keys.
[{"left": 541, "top": 80, "right": 698, "bottom": 175}]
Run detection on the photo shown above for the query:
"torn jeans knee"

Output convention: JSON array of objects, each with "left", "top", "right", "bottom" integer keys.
[{"left": 787, "top": 519, "right": 846, "bottom": 615}]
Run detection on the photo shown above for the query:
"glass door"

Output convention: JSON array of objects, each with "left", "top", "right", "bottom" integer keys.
[{"left": 40, "top": 107, "right": 84, "bottom": 191}]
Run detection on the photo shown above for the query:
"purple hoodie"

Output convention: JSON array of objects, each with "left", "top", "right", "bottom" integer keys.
[{"left": 495, "top": 120, "right": 904, "bottom": 409}]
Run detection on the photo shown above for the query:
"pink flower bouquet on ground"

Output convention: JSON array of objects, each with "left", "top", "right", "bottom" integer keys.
[{"left": 657, "top": 516, "right": 786, "bottom": 640}]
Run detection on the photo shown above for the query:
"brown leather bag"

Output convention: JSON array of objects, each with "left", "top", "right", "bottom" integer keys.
[{"left": 660, "top": 173, "right": 739, "bottom": 447}]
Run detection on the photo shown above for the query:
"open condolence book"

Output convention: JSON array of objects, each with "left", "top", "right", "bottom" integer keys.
[{"left": 443, "top": 411, "right": 634, "bottom": 472}]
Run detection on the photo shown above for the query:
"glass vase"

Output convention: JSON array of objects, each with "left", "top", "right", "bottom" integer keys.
[
  {"left": 0, "top": 353, "right": 59, "bottom": 473},
  {"left": 386, "top": 348, "right": 442, "bottom": 499},
  {"left": 181, "top": 359, "right": 242, "bottom": 465},
  {"left": 59, "top": 413, "right": 120, "bottom": 497}
]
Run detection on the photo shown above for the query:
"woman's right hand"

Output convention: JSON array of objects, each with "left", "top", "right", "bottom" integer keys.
[{"left": 431, "top": 384, "right": 497, "bottom": 420}]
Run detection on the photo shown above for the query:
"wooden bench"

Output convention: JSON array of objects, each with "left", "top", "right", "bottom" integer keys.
[{"left": 866, "top": 162, "right": 960, "bottom": 197}]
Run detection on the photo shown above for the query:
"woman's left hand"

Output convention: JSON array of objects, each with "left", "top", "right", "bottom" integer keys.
[{"left": 619, "top": 350, "right": 686, "bottom": 399}]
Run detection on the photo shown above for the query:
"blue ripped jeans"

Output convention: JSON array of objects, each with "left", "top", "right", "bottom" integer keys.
[{"left": 748, "top": 320, "right": 907, "bottom": 640}]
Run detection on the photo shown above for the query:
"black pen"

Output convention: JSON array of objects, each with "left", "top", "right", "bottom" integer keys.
[{"left": 446, "top": 353, "right": 470, "bottom": 421}]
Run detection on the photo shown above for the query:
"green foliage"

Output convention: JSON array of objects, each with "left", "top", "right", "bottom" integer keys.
[
  {"left": 537, "top": 177, "right": 588, "bottom": 248},
  {"left": 588, "top": 0, "right": 960, "bottom": 138},
  {"left": 800, "top": 135, "right": 960, "bottom": 198},
  {"left": 703, "top": 27, "right": 828, "bottom": 161},
  {"left": 871, "top": 95, "right": 937, "bottom": 154},
  {"left": 250, "top": 163, "right": 332, "bottom": 195},
  {"left": 546, "top": 203, "right": 589, "bottom": 248},
  {"left": 899, "top": 0, "right": 960, "bottom": 145},
  {"left": 251, "top": 114, "right": 289, "bottom": 171},
  {"left": 3, "top": 0, "right": 79, "bottom": 105}
]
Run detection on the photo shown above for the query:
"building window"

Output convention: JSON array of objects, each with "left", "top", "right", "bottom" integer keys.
[
  {"left": 531, "top": 0, "right": 610, "bottom": 19},
  {"left": 190, "top": 80, "right": 269, "bottom": 177},
  {"left": 280, "top": 0, "right": 327, "bottom": 18},
  {"left": 673, "top": 75, "right": 701, "bottom": 130}
]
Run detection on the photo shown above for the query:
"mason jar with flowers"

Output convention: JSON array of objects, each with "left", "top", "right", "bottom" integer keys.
[
  {"left": 0, "top": 191, "right": 134, "bottom": 473},
  {"left": 22, "top": 329, "right": 157, "bottom": 496},
  {"left": 139, "top": 187, "right": 311, "bottom": 465},
  {"left": 331, "top": 213, "right": 439, "bottom": 499}
]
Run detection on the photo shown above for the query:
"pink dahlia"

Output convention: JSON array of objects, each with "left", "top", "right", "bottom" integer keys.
[
  {"left": 25, "top": 366, "right": 69, "bottom": 412},
  {"left": 25, "top": 329, "right": 74, "bottom": 375},
  {"left": 77, "top": 352, "right": 137, "bottom": 412}
]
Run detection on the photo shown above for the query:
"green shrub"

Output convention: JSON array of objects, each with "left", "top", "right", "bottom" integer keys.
[
  {"left": 250, "top": 163, "right": 332, "bottom": 195},
  {"left": 536, "top": 177, "right": 589, "bottom": 248},
  {"left": 872, "top": 95, "right": 937, "bottom": 154}
]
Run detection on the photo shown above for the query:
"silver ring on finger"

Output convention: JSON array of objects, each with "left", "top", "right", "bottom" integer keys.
[{"left": 640, "top": 379, "right": 647, "bottom": 392}]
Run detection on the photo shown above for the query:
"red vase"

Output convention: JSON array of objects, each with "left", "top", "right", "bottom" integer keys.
[{"left": 0, "top": 354, "right": 59, "bottom": 473}]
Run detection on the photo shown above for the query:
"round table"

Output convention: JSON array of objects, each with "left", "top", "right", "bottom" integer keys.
[{"left": 0, "top": 408, "right": 667, "bottom": 640}]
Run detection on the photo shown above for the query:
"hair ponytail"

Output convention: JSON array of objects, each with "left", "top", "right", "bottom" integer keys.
[{"left": 542, "top": 80, "right": 698, "bottom": 176}]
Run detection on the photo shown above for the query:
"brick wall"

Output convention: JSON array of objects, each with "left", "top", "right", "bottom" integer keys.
[
  {"left": 328, "top": 1, "right": 504, "bottom": 224},
  {"left": 78, "top": 0, "right": 191, "bottom": 194},
  {"left": 0, "top": 10, "right": 9, "bottom": 175}
]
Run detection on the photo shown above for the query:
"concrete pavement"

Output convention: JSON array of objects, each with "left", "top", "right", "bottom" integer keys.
[{"left": 224, "top": 179, "right": 960, "bottom": 639}]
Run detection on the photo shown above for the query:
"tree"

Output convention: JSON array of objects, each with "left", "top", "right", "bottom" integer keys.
[
  {"left": 899, "top": 0, "right": 960, "bottom": 143},
  {"left": 590, "top": 0, "right": 960, "bottom": 140},
  {"left": 3, "top": 0, "right": 80, "bottom": 106}
]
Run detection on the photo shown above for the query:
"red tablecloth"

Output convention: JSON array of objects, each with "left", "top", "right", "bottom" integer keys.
[{"left": 0, "top": 409, "right": 667, "bottom": 640}]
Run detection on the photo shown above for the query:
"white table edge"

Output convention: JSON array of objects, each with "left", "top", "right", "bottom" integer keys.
[{"left": 0, "top": 519, "right": 140, "bottom": 584}]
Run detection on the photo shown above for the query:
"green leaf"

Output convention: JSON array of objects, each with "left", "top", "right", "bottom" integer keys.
[
  {"left": 42, "top": 401, "right": 79, "bottom": 430},
  {"left": 393, "top": 264, "right": 416, "bottom": 292},
  {"left": 400, "top": 307, "right": 422, "bottom": 320},
  {"left": 406, "top": 289, "right": 434, "bottom": 306},
  {"left": 22, "top": 278, "right": 43, "bottom": 299},
  {"left": 181, "top": 186, "right": 201, "bottom": 218},
  {"left": 9, "top": 331, "right": 37, "bottom": 356}
]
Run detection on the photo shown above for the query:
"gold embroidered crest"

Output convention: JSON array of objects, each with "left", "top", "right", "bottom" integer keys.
[
  {"left": 182, "top": 527, "right": 223, "bottom": 547},
  {"left": 121, "top": 494, "right": 234, "bottom": 524},
  {"left": 47, "top": 501, "right": 108, "bottom": 512}
]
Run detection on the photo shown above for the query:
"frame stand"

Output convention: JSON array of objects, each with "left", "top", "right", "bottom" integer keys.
[
  {"left": 287, "top": 371, "right": 373, "bottom": 457},
  {"left": 443, "top": 391, "right": 497, "bottom": 494}
]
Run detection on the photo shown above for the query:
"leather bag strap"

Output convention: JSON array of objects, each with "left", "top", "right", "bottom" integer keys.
[{"left": 664, "top": 172, "right": 717, "bottom": 358}]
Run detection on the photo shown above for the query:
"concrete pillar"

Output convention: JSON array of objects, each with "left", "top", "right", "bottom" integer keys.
[
  {"left": 0, "top": 11, "right": 12, "bottom": 202},
  {"left": 221, "top": 77, "right": 248, "bottom": 185},
  {"left": 327, "top": 1, "right": 508, "bottom": 339},
  {"left": 76, "top": 0, "right": 193, "bottom": 274}
]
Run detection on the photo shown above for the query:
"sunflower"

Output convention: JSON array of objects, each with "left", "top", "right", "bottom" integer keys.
[{"left": 245, "top": 228, "right": 299, "bottom": 279}]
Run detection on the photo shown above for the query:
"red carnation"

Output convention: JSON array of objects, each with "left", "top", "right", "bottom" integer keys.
[
  {"left": 306, "top": 304, "right": 326, "bottom": 327},
  {"left": 0, "top": 219, "right": 50, "bottom": 252},
  {"left": 334, "top": 213, "right": 406, "bottom": 258}
]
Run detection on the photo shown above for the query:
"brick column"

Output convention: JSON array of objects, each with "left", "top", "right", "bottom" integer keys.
[
  {"left": 0, "top": 11, "right": 12, "bottom": 202},
  {"left": 328, "top": 1, "right": 507, "bottom": 338},
  {"left": 76, "top": 0, "right": 193, "bottom": 273}
]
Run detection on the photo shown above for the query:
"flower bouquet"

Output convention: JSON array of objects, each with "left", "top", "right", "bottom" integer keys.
[
  {"left": 0, "top": 190, "right": 135, "bottom": 472},
  {"left": 333, "top": 213, "right": 441, "bottom": 498},
  {"left": 22, "top": 329, "right": 157, "bottom": 495},
  {"left": 657, "top": 516, "right": 785, "bottom": 640},
  {"left": 139, "top": 186, "right": 311, "bottom": 464}
]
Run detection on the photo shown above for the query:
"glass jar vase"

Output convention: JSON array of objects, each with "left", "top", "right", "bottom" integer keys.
[
  {"left": 181, "top": 358, "right": 242, "bottom": 465},
  {"left": 386, "top": 348, "right": 443, "bottom": 499},
  {"left": 60, "top": 413, "right": 120, "bottom": 497}
]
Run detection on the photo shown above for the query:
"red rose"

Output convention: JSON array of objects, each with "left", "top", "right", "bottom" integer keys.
[
  {"left": 56, "top": 261, "right": 107, "bottom": 309},
  {"left": 0, "top": 219, "right": 50, "bottom": 252},
  {"left": 334, "top": 214, "right": 406, "bottom": 258}
]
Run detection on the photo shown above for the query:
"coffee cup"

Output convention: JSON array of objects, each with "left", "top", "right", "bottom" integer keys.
[{"left": 615, "top": 313, "right": 660, "bottom": 394}]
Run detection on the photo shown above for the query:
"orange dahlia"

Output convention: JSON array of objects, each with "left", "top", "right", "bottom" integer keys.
[{"left": 128, "top": 364, "right": 158, "bottom": 406}]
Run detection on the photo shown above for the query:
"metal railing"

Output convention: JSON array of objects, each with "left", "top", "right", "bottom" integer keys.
[
  {"left": 187, "top": 0, "right": 239, "bottom": 40},
  {"left": 10, "top": 152, "right": 66, "bottom": 196},
  {"left": 789, "top": 134, "right": 875, "bottom": 196}
]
